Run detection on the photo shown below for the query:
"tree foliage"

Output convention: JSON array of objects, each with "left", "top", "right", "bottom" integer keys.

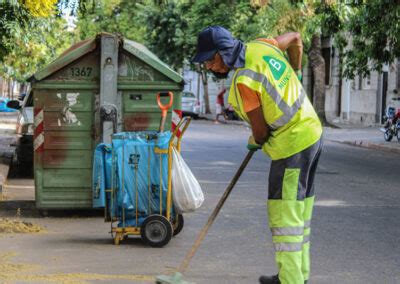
[
  {"left": 22, "top": 0, "right": 58, "bottom": 17},
  {"left": 1, "top": 0, "right": 399, "bottom": 83},
  {"left": 0, "top": 0, "right": 77, "bottom": 81},
  {"left": 306, "top": 0, "right": 399, "bottom": 79},
  {"left": 136, "top": 0, "right": 192, "bottom": 69},
  {"left": 1, "top": 17, "right": 76, "bottom": 82},
  {"left": 75, "top": 0, "right": 146, "bottom": 42},
  {"left": 342, "top": 0, "right": 400, "bottom": 79},
  {"left": 0, "top": 1, "right": 30, "bottom": 61}
]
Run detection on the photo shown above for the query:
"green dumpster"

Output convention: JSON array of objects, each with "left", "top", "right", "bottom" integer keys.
[{"left": 30, "top": 33, "right": 183, "bottom": 209}]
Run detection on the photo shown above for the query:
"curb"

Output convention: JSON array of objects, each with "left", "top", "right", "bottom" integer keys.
[{"left": 329, "top": 139, "right": 400, "bottom": 155}]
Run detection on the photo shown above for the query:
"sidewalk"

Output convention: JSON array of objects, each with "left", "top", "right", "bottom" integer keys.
[
  {"left": 198, "top": 113, "right": 400, "bottom": 154},
  {"left": 324, "top": 124, "right": 400, "bottom": 154},
  {"left": 0, "top": 112, "right": 18, "bottom": 124},
  {"left": 0, "top": 112, "right": 17, "bottom": 193}
]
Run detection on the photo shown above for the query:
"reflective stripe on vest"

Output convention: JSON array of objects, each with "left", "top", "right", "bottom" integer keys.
[{"left": 232, "top": 69, "right": 306, "bottom": 130}]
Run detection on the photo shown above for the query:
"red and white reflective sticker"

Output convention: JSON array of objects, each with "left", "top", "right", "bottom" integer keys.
[
  {"left": 34, "top": 108, "right": 44, "bottom": 152},
  {"left": 171, "top": 109, "right": 182, "bottom": 137}
]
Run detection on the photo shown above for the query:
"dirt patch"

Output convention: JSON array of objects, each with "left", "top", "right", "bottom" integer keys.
[
  {"left": 0, "top": 252, "right": 155, "bottom": 283},
  {"left": 0, "top": 218, "right": 46, "bottom": 234},
  {"left": 0, "top": 252, "right": 41, "bottom": 275},
  {"left": 0, "top": 272, "right": 155, "bottom": 283}
]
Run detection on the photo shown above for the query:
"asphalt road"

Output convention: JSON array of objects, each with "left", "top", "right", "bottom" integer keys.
[{"left": 0, "top": 120, "right": 399, "bottom": 284}]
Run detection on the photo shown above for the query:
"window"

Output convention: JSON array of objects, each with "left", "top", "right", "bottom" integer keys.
[
  {"left": 358, "top": 74, "right": 371, "bottom": 90},
  {"left": 363, "top": 74, "right": 371, "bottom": 90}
]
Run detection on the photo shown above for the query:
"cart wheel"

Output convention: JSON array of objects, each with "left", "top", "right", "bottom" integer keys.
[
  {"left": 141, "top": 215, "right": 173, "bottom": 247},
  {"left": 173, "top": 214, "right": 184, "bottom": 236}
]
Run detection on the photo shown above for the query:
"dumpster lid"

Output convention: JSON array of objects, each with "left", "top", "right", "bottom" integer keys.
[
  {"left": 30, "top": 34, "right": 183, "bottom": 84},
  {"left": 31, "top": 38, "right": 97, "bottom": 81},
  {"left": 122, "top": 39, "right": 183, "bottom": 84}
]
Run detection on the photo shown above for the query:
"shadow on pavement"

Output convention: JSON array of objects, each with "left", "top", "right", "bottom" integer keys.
[{"left": 0, "top": 200, "right": 103, "bottom": 218}]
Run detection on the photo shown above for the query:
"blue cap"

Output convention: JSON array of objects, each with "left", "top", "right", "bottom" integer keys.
[{"left": 192, "top": 26, "right": 235, "bottom": 63}]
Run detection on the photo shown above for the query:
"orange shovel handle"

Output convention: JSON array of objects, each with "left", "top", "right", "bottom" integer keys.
[
  {"left": 157, "top": 92, "right": 174, "bottom": 118},
  {"left": 157, "top": 92, "right": 174, "bottom": 132}
]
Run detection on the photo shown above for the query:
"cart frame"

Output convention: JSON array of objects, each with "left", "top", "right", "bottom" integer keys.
[{"left": 111, "top": 117, "right": 191, "bottom": 245}]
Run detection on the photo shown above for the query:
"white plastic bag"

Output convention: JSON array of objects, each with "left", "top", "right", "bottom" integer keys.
[{"left": 172, "top": 147, "right": 204, "bottom": 213}]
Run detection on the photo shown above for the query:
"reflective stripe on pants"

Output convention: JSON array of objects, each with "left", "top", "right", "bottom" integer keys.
[{"left": 267, "top": 139, "right": 322, "bottom": 284}]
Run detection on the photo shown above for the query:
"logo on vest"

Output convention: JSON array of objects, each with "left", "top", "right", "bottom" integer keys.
[{"left": 263, "top": 56, "right": 286, "bottom": 81}]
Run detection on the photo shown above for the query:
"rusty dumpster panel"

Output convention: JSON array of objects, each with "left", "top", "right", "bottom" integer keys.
[
  {"left": 43, "top": 150, "right": 92, "bottom": 169},
  {"left": 34, "top": 89, "right": 96, "bottom": 209}
]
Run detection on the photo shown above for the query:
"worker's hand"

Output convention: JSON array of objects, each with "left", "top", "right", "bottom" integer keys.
[
  {"left": 295, "top": 69, "right": 302, "bottom": 81},
  {"left": 247, "top": 136, "right": 262, "bottom": 151}
]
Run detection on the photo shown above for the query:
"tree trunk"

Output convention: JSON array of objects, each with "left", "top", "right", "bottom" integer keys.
[
  {"left": 19, "top": 82, "right": 27, "bottom": 96},
  {"left": 196, "top": 72, "right": 201, "bottom": 107},
  {"left": 200, "top": 70, "right": 211, "bottom": 114},
  {"left": 0, "top": 77, "right": 4, "bottom": 96},
  {"left": 7, "top": 79, "right": 13, "bottom": 99},
  {"left": 308, "top": 34, "right": 327, "bottom": 124}
]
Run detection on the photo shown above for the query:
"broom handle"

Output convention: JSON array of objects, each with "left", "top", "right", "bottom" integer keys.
[{"left": 178, "top": 150, "right": 255, "bottom": 273}]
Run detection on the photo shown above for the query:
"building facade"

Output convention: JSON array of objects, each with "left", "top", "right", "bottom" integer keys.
[{"left": 303, "top": 38, "right": 400, "bottom": 126}]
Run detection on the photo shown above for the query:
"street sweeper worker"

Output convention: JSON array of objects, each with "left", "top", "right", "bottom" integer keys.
[{"left": 192, "top": 26, "right": 323, "bottom": 284}]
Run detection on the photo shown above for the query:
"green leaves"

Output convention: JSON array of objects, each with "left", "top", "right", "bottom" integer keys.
[
  {"left": 2, "top": 0, "right": 398, "bottom": 83},
  {"left": 0, "top": 15, "right": 76, "bottom": 82},
  {"left": 341, "top": 0, "right": 400, "bottom": 78},
  {"left": 0, "top": 1, "right": 79, "bottom": 81}
]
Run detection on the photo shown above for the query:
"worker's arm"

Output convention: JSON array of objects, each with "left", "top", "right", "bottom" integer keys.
[
  {"left": 236, "top": 83, "right": 270, "bottom": 148},
  {"left": 274, "top": 32, "right": 303, "bottom": 71},
  {"left": 247, "top": 106, "right": 270, "bottom": 145}
]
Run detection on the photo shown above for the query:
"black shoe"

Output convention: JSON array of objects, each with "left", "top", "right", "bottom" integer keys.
[{"left": 259, "top": 274, "right": 280, "bottom": 284}]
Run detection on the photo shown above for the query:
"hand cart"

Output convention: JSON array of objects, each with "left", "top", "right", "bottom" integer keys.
[{"left": 109, "top": 117, "right": 191, "bottom": 247}]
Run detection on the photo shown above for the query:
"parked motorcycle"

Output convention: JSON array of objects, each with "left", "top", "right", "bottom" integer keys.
[{"left": 380, "top": 106, "right": 400, "bottom": 142}]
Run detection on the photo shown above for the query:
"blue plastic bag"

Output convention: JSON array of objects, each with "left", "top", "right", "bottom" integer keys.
[{"left": 93, "top": 131, "right": 172, "bottom": 226}]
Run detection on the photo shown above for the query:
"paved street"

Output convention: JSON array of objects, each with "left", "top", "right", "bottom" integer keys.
[{"left": 0, "top": 120, "right": 399, "bottom": 284}]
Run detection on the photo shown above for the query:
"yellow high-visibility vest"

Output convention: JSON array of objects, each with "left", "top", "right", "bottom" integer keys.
[{"left": 228, "top": 41, "right": 322, "bottom": 160}]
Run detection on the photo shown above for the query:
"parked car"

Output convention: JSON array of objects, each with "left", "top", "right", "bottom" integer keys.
[
  {"left": 181, "top": 91, "right": 199, "bottom": 118},
  {"left": 7, "top": 91, "right": 33, "bottom": 171}
]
